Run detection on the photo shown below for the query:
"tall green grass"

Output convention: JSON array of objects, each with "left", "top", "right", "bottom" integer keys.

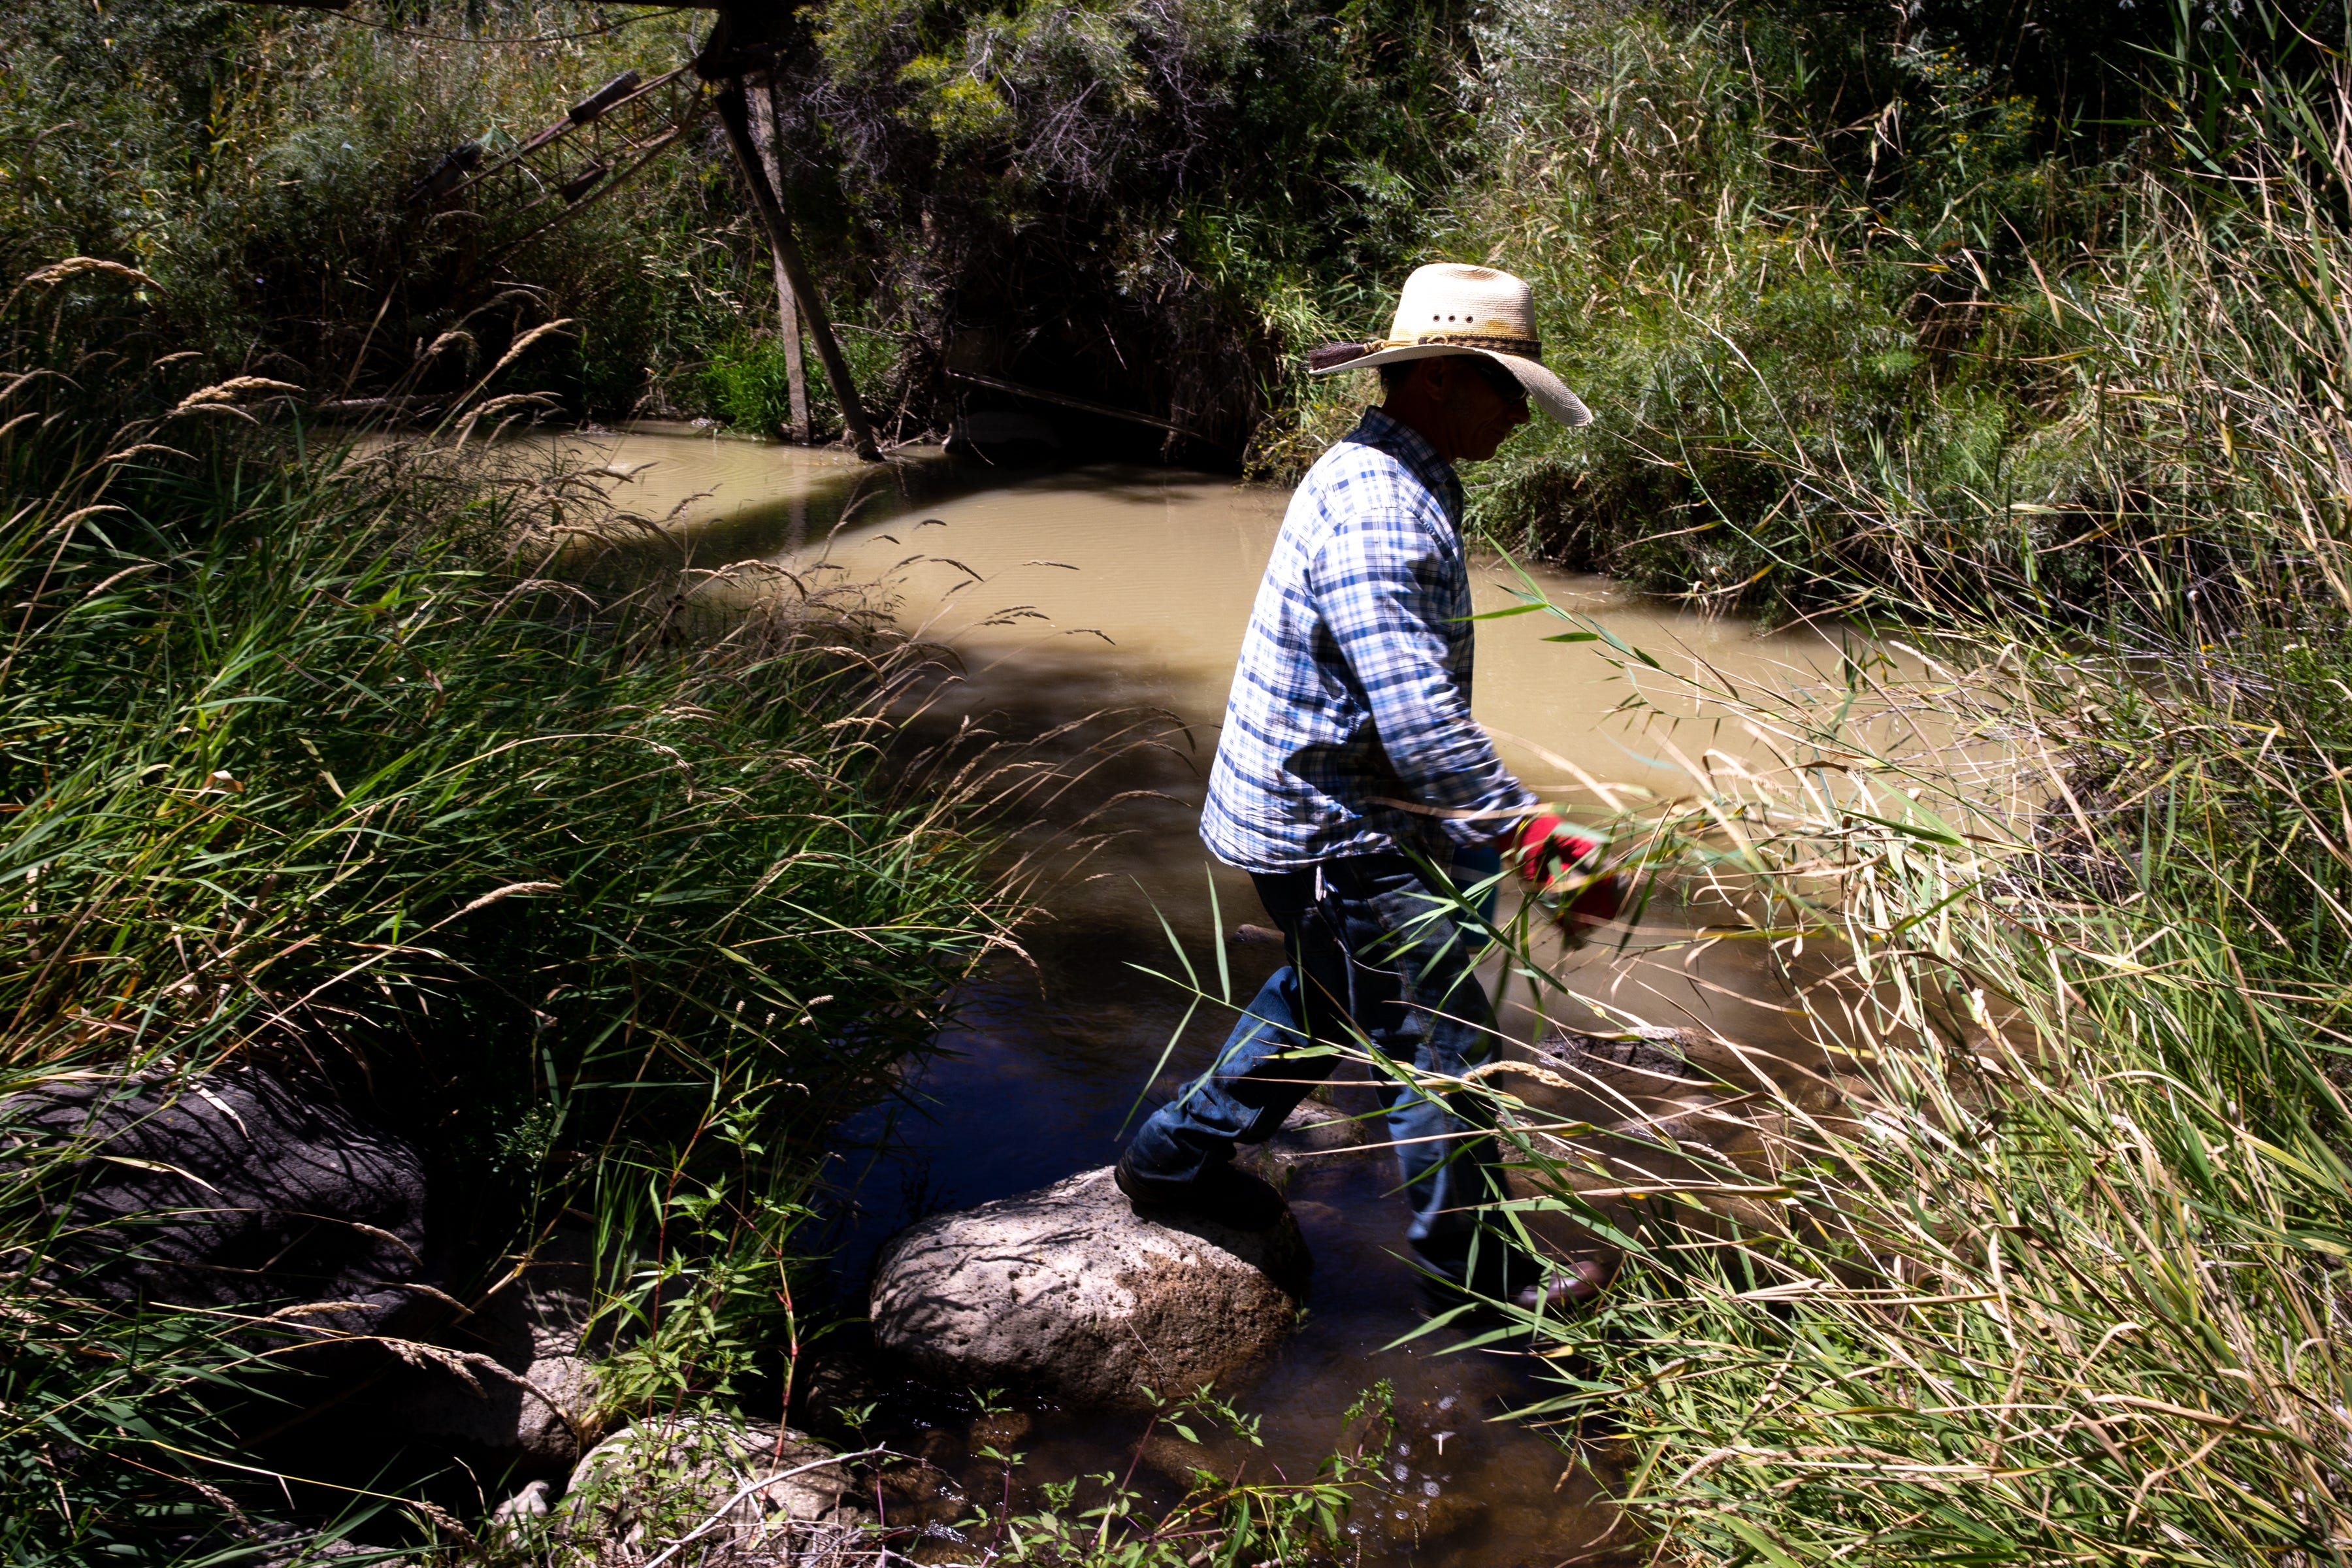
[
  {"left": 1349, "top": 1, "right": 2138, "bottom": 616},
  {"left": 1416, "top": 626, "right": 2352, "bottom": 1563},
  {"left": 0, "top": 265, "right": 1015, "bottom": 1561},
  {"left": 1388, "top": 7, "right": 2352, "bottom": 1562}
]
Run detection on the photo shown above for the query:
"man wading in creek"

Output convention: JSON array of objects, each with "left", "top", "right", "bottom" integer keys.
[{"left": 1116, "top": 263, "right": 1623, "bottom": 1315}]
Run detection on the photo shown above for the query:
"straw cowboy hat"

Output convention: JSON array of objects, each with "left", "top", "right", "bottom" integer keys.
[{"left": 1308, "top": 263, "right": 1592, "bottom": 428}]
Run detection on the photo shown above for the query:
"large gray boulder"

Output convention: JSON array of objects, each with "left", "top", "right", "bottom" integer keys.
[
  {"left": 5, "top": 1064, "right": 427, "bottom": 1334},
  {"left": 868, "top": 1166, "right": 1308, "bottom": 1409},
  {"left": 382, "top": 1228, "right": 600, "bottom": 1474}
]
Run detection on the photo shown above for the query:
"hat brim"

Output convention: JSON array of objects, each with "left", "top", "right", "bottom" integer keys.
[{"left": 1310, "top": 344, "right": 1592, "bottom": 429}]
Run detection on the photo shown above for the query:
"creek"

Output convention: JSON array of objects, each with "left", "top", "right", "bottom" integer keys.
[{"left": 553, "top": 423, "right": 1876, "bottom": 1566}]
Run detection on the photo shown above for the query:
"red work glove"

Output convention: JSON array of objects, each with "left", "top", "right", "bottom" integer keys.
[
  {"left": 1512, "top": 813, "right": 1624, "bottom": 941},
  {"left": 1512, "top": 812, "right": 1599, "bottom": 889}
]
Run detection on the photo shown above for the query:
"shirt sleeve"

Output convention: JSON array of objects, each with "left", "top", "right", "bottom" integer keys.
[{"left": 1309, "top": 487, "right": 1537, "bottom": 849}]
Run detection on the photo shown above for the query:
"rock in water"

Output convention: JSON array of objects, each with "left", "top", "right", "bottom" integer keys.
[
  {"left": 1235, "top": 1099, "right": 1378, "bottom": 1193},
  {"left": 867, "top": 1166, "right": 1308, "bottom": 1409},
  {"left": 6, "top": 1065, "right": 427, "bottom": 1333},
  {"left": 561, "top": 1416, "right": 859, "bottom": 1566},
  {"left": 1533, "top": 1026, "right": 1706, "bottom": 1090}
]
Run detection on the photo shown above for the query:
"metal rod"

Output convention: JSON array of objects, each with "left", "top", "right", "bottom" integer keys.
[
  {"left": 713, "top": 83, "right": 880, "bottom": 463},
  {"left": 943, "top": 367, "right": 1202, "bottom": 441},
  {"left": 444, "top": 65, "right": 694, "bottom": 206},
  {"left": 482, "top": 120, "right": 696, "bottom": 267}
]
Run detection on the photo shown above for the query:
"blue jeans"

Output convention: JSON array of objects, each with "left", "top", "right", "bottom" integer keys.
[{"left": 1126, "top": 847, "right": 1515, "bottom": 1288}]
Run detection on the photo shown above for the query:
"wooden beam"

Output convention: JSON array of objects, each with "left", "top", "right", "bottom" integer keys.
[
  {"left": 768, "top": 251, "right": 813, "bottom": 444},
  {"left": 711, "top": 84, "right": 880, "bottom": 463}
]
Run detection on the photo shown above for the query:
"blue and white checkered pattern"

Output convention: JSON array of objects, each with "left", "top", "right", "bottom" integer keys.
[{"left": 1200, "top": 408, "right": 1537, "bottom": 872}]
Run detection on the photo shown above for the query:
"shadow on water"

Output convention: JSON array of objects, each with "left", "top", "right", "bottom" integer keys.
[
  {"left": 527, "top": 423, "right": 1024, "bottom": 596},
  {"left": 545, "top": 434, "right": 1885, "bottom": 1564}
]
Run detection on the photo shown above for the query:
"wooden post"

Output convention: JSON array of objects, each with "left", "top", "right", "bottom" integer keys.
[
  {"left": 751, "top": 83, "right": 811, "bottom": 443},
  {"left": 769, "top": 253, "right": 812, "bottom": 443},
  {"left": 713, "top": 84, "right": 879, "bottom": 462}
]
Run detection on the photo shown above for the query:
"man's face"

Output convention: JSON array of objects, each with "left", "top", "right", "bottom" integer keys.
[{"left": 1417, "top": 355, "right": 1531, "bottom": 462}]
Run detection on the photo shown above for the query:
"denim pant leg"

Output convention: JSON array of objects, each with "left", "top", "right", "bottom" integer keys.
[
  {"left": 1128, "top": 852, "right": 1514, "bottom": 1286},
  {"left": 1318, "top": 855, "right": 1509, "bottom": 1286},
  {"left": 1123, "top": 958, "right": 1331, "bottom": 1184}
]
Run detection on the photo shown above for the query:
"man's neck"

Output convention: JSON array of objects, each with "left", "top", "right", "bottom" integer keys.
[
  {"left": 1375, "top": 400, "right": 1458, "bottom": 461},
  {"left": 1372, "top": 404, "right": 1458, "bottom": 470}
]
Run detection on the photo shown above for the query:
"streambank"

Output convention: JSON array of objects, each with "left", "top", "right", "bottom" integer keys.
[{"left": 0, "top": 420, "right": 1021, "bottom": 1562}]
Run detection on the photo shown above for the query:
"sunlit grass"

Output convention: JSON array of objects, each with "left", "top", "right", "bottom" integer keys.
[
  {"left": 1413, "top": 12, "right": 2352, "bottom": 1560},
  {"left": 0, "top": 265, "right": 1018, "bottom": 1561}
]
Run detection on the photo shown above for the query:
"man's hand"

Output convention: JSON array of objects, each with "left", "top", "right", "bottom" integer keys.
[
  {"left": 1511, "top": 812, "right": 1598, "bottom": 887},
  {"left": 1510, "top": 813, "right": 1624, "bottom": 943}
]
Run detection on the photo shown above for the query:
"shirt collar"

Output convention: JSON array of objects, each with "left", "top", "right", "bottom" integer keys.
[{"left": 1347, "top": 406, "right": 1463, "bottom": 522}]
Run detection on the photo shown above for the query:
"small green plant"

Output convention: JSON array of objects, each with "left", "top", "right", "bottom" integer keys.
[
  {"left": 699, "top": 324, "right": 906, "bottom": 441},
  {"left": 701, "top": 335, "right": 806, "bottom": 438},
  {"left": 949, "top": 1382, "right": 1377, "bottom": 1568}
]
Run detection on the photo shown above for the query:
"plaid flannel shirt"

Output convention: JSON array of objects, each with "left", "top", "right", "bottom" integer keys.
[{"left": 1200, "top": 408, "right": 1537, "bottom": 872}]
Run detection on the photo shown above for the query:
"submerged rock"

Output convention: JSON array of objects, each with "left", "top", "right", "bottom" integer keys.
[
  {"left": 1264, "top": 1098, "right": 1377, "bottom": 1158},
  {"left": 559, "top": 1416, "right": 860, "bottom": 1566},
  {"left": 1531, "top": 1026, "right": 1708, "bottom": 1099},
  {"left": 868, "top": 1165, "right": 1308, "bottom": 1409},
  {"left": 1136, "top": 1429, "right": 1256, "bottom": 1487},
  {"left": 5, "top": 1064, "right": 428, "bottom": 1333}
]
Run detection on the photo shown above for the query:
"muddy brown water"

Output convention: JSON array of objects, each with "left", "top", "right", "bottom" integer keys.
[{"left": 551, "top": 426, "right": 1901, "bottom": 1565}]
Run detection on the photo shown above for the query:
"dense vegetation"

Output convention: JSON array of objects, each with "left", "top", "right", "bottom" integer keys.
[
  {"left": 1409, "top": 5, "right": 2352, "bottom": 1565},
  {"left": 0, "top": 219, "right": 1014, "bottom": 1567},
  {"left": 0, "top": 0, "right": 1478, "bottom": 458},
  {"left": 14, "top": 0, "right": 2352, "bottom": 1561}
]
